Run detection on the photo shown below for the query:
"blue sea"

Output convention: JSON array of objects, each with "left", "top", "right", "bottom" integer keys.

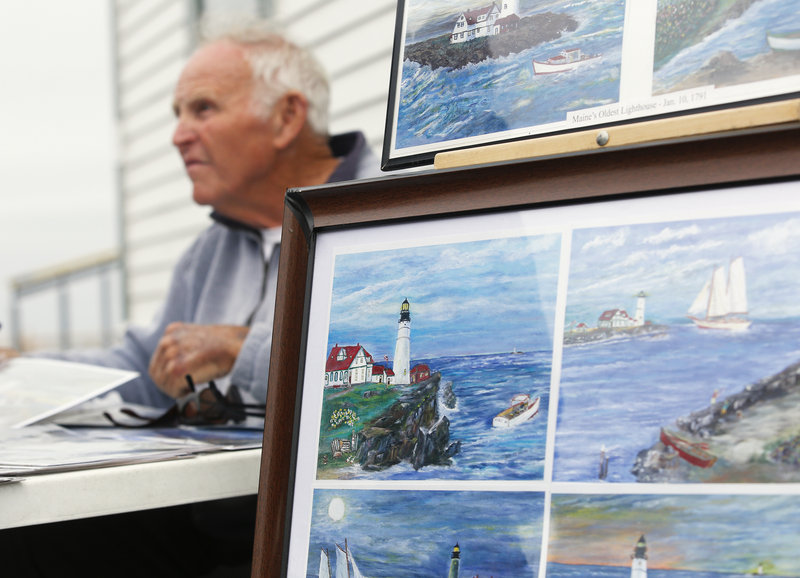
[
  {"left": 396, "top": 0, "right": 625, "bottom": 149},
  {"left": 548, "top": 563, "right": 794, "bottom": 578},
  {"left": 554, "top": 319, "right": 800, "bottom": 482},
  {"left": 339, "top": 349, "right": 552, "bottom": 480},
  {"left": 306, "top": 489, "right": 544, "bottom": 577}
]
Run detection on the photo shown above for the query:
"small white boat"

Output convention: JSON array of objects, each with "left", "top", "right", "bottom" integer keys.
[
  {"left": 767, "top": 30, "right": 800, "bottom": 51},
  {"left": 532, "top": 48, "right": 601, "bottom": 75},
  {"left": 492, "top": 394, "right": 540, "bottom": 428}
]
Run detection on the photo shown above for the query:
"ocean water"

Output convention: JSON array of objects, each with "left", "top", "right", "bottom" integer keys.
[
  {"left": 306, "top": 489, "right": 544, "bottom": 577},
  {"left": 548, "top": 562, "right": 788, "bottom": 578},
  {"left": 396, "top": 0, "right": 625, "bottom": 149},
  {"left": 554, "top": 319, "right": 800, "bottom": 482},
  {"left": 336, "top": 349, "right": 552, "bottom": 480},
  {"left": 654, "top": 0, "right": 800, "bottom": 90}
]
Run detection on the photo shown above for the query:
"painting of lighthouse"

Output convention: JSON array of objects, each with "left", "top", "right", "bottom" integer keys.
[
  {"left": 306, "top": 489, "right": 544, "bottom": 576},
  {"left": 392, "top": 298, "right": 411, "bottom": 384},
  {"left": 385, "top": 0, "right": 625, "bottom": 166},
  {"left": 546, "top": 493, "right": 800, "bottom": 576},
  {"left": 316, "top": 233, "right": 560, "bottom": 481},
  {"left": 630, "top": 535, "right": 647, "bottom": 578},
  {"left": 554, "top": 206, "right": 800, "bottom": 484}
]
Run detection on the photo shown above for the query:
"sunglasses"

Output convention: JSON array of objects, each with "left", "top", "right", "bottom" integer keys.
[{"left": 104, "top": 375, "right": 265, "bottom": 427}]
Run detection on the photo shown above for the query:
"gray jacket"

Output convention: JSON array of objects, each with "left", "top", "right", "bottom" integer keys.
[{"left": 46, "top": 132, "right": 381, "bottom": 407}]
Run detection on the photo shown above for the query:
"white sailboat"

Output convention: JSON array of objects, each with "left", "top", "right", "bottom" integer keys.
[
  {"left": 687, "top": 257, "right": 751, "bottom": 331},
  {"left": 320, "top": 548, "right": 332, "bottom": 578},
  {"left": 319, "top": 540, "right": 367, "bottom": 578}
]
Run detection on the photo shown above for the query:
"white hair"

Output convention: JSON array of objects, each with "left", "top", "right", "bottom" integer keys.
[{"left": 199, "top": 17, "right": 330, "bottom": 135}]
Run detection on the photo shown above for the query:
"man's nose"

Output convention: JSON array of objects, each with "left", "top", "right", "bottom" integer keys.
[{"left": 172, "top": 117, "right": 195, "bottom": 148}]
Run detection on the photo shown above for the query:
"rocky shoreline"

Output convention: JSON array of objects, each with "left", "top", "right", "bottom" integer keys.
[
  {"left": 661, "top": 49, "right": 800, "bottom": 94},
  {"left": 354, "top": 372, "right": 461, "bottom": 472},
  {"left": 563, "top": 323, "right": 668, "bottom": 346},
  {"left": 404, "top": 12, "right": 577, "bottom": 70},
  {"left": 631, "top": 359, "right": 800, "bottom": 483}
]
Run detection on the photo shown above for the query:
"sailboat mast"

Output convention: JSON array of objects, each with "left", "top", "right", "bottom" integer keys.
[
  {"left": 705, "top": 268, "right": 717, "bottom": 319},
  {"left": 346, "top": 539, "right": 352, "bottom": 578}
]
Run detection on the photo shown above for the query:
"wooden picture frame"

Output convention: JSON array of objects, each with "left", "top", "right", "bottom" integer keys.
[
  {"left": 253, "top": 127, "right": 800, "bottom": 577},
  {"left": 381, "top": 0, "right": 800, "bottom": 170}
]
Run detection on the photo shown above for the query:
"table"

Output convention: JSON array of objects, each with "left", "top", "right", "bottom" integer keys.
[{"left": 0, "top": 448, "right": 261, "bottom": 530}]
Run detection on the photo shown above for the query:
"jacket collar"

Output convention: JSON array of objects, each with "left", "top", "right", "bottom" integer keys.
[{"left": 210, "top": 131, "right": 367, "bottom": 232}]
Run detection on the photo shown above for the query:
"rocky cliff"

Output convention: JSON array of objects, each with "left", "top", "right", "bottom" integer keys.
[{"left": 355, "top": 372, "right": 461, "bottom": 471}]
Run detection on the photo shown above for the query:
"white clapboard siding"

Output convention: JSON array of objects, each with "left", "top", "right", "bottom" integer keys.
[{"left": 113, "top": 0, "right": 398, "bottom": 325}]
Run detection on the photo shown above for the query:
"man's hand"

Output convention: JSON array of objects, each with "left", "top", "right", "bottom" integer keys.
[{"left": 148, "top": 322, "right": 250, "bottom": 398}]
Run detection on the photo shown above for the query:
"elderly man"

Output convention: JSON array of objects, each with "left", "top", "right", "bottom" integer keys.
[
  {"left": 0, "top": 19, "right": 380, "bottom": 577},
  {"left": 41, "top": 21, "right": 380, "bottom": 411}
]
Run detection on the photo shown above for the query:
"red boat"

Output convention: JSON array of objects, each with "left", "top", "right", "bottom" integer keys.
[{"left": 660, "top": 428, "right": 717, "bottom": 468}]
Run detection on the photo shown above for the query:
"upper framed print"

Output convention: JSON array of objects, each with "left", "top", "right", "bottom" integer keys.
[
  {"left": 253, "top": 128, "right": 800, "bottom": 577},
  {"left": 381, "top": 0, "right": 800, "bottom": 169}
]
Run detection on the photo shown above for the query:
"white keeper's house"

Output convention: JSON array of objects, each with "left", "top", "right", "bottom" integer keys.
[
  {"left": 598, "top": 309, "right": 637, "bottom": 329},
  {"left": 370, "top": 364, "right": 395, "bottom": 385},
  {"left": 450, "top": 0, "right": 520, "bottom": 44},
  {"left": 325, "top": 344, "right": 375, "bottom": 388}
]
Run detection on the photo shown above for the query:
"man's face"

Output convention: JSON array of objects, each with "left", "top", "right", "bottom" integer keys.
[{"left": 172, "top": 41, "right": 276, "bottom": 218}]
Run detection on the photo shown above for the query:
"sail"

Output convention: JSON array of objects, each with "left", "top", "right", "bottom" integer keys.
[
  {"left": 688, "top": 279, "right": 711, "bottom": 316},
  {"left": 319, "top": 549, "right": 332, "bottom": 578},
  {"left": 707, "top": 266, "right": 729, "bottom": 317},
  {"left": 726, "top": 257, "right": 748, "bottom": 314},
  {"left": 335, "top": 544, "right": 349, "bottom": 578},
  {"left": 348, "top": 546, "right": 367, "bottom": 578}
]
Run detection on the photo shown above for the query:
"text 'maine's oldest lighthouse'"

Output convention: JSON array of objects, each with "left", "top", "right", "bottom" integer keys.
[
  {"left": 393, "top": 298, "right": 411, "bottom": 384},
  {"left": 631, "top": 535, "right": 647, "bottom": 578}
]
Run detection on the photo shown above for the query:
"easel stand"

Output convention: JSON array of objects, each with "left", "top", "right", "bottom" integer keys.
[{"left": 434, "top": 99, "right": 800, "bottom": 170}]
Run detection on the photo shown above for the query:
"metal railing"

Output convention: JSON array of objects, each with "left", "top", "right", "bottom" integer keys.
[{"left": 10, "top": 250, "right": 123, "bottom": 352}]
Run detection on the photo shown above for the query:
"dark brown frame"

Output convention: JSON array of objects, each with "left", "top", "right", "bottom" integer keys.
[{"left": 251, "top": 126, "right": 800, "bottom": 577}]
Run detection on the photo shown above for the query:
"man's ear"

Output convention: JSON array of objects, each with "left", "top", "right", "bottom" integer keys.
[{"left": 271, "top": 91, "right": 309, "bottom": 149}]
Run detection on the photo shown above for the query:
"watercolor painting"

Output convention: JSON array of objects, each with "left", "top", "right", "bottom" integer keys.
[
  {"left": 653, "top": 0, "right": 800, "bottom": 95},
  {"left": 316, "top": 235, "right": 561, "bottom": 480},
  {"left": 307, "top": 489, "right": 544, "bottom": 577},
  {"left": 555, "top": 210, "right": 800, "bottom": 483},
  {"left": 547, "top": 493, "right": 800, "bottom": 577},
  {"left": 392, "top": 0, "right": 625, "bottom": 151}
]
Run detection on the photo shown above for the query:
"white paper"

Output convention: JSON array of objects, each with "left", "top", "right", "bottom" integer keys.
[{"left": 0, "top": 357, "right": 138, "bottom": 429}]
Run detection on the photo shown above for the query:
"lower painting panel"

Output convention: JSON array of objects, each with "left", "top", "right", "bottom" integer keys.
[
  {"left": 547, "top": 493, "right": 800, "bottom": 577},
  {"left": 307, "top": 489, "right": 545, "bottom": 577}
]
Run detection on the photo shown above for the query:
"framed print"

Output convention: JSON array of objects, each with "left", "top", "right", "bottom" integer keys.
[
  {"left": 253, "top": 128, "right": 800, "bottom": 577},
  {"left": 381, "top": 0, "right": 800, "bottom": 169}
]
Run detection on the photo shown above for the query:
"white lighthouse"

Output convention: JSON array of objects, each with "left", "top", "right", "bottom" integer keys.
[
  {"left": 630, "top": 535, "right": 647, "bottom": 578},
  {"left": 499, "top": 0, "right": 519, "bottom": 18},
  {"left": 393, "top": 298, "right": 411, "bottom": 385},
  {"left": 634, "top": 291, "right": 647, "bottom": 326}
]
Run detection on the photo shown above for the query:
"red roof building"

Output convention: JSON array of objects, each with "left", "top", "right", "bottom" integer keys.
[
  {"left": 325, "top": 344, "right": 374, "bottom": 388},
  {"left": 410, "top": 364, "right": 431, "bottom": 384},
  {"left": 370, "top": 364, "right": 396, "bottom": 385},
  {"left": 598, "top": 309, "right": 636, "bottom": 329}
]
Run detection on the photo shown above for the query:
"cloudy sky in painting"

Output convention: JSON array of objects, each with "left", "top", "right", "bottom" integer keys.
[
  {"left": 565, "top": 209, "right": 800, "bottom": 327},
  {"left": 548, "top": 493, "right": 800, "bottom": 575},
  {"left": 325, "top": 234, "right": 561, "bottom": 361}
]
